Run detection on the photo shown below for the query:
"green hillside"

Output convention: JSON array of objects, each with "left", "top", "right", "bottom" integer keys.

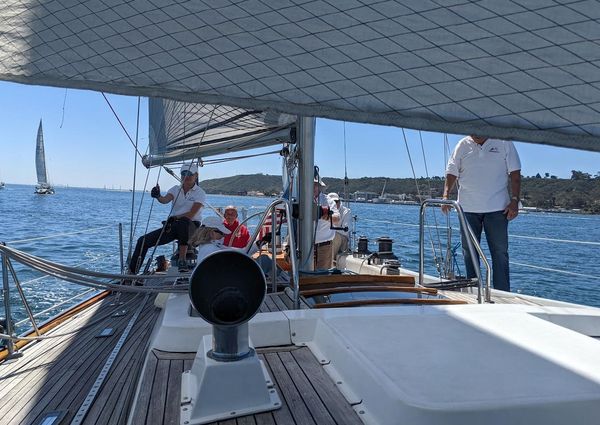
[{"left": 202, "top": 172, "right": 600, "bottom": 213}]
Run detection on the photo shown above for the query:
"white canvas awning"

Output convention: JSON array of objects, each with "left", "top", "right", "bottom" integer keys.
[{"left": 1, "top": 1, "right": 600, "bottom": 151}]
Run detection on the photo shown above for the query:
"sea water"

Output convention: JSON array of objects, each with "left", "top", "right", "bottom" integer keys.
[{"left": 1, "top": 184, "right": 599, "bottom": 334}]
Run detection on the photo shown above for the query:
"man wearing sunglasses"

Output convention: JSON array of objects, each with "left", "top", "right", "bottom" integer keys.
[{"left": 128, "top": 162, "right": 206, "bottom": 274}]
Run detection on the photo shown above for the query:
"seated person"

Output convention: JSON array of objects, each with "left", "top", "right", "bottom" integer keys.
[
  {"left": 222, "top": 205, "right": 250, "bottom": 248},
  {"left": 128, "top": 163, "right": 205, "bottom": 274},
  {"left": 193, "top": 216, "right": 232, "bottom": 262},
  {"left": 194, "top": 216, "right": 274, "bottom": 273}
]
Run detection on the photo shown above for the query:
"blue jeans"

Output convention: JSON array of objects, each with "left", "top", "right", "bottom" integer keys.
[{"left": 461, "top": 211, "right": 510, "bottom": 292}]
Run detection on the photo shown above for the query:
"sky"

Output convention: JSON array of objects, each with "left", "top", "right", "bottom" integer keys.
[{"left": 0, "top": 80, "right": 599, "bottom": 190}]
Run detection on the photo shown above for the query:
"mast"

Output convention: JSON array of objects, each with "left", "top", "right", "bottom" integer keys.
[
  {"left": 298, "top": 117, "right": 316, "bottom": 272},
  {"left": 35, "top": 120, "right": 48, "bottom": 185}
]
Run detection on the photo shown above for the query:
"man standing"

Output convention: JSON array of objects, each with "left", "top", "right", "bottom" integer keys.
[
  {"left": 314, "top": 176, "right": 340, "bottom": 270},
  {"left": 129, "top": 162, "right": 205, "bottom": 274},
  {"left": 442, "top": 135, "right": 521, "bottom": 292},
  {"left": 222, "top": 205, "right": 250, "bottom": 248},
  {"left": 327, "top": 192, "right": 351, "bottom": 259}
]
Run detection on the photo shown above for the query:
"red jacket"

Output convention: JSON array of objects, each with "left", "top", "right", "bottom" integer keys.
[{"left": 223, "top": 219, "right": 250, "bottom": 248}]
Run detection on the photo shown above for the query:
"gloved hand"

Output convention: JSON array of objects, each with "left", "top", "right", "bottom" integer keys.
[
  {"left": 167, "top": 216, "right": 176, "bottom": 224},
  {"left": 150, "top": 185, "right": 161, "bottom": 199},
  {"left": 261, "top": 232, "right": 272, "bottom": 244}
]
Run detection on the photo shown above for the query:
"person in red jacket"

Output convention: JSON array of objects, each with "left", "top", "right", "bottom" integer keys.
[{"left": 222, "top": 205, "right": 250, "bottom": 248}]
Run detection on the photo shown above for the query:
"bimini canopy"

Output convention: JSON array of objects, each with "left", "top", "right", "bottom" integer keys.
[
  {"left": 1, "top": 1, "right": 600, "bottom": 152},
  {"left": 144, "top": 99, "right": 296, "bottom": 166}
]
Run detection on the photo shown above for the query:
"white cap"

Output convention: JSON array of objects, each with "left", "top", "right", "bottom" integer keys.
[
  {"left": 201, "top": 216, "right": 231, "bottom": 234},
  {"left": 313, "top": 177, "right": 326, "bottom": 187},
  {"left": 328, "top": 192, "right": 340, "bottom": 201},
  {"left": 181, "top": 162, "right": 198, "bottom": 175}
]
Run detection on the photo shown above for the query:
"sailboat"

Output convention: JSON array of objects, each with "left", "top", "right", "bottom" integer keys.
[
  {"left": 34, "top": 119, "right": 55, "bottom": 195},
  {"left": 2, "top": 2, "right": 600, "bottom": 425}
]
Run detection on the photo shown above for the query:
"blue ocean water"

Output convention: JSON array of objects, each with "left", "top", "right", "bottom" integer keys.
[{"left": 1, "top": 184, "right": 599, "bottom": 334}]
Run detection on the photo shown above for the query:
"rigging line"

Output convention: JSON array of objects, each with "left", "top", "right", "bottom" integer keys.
[
  {"left": 418, "top": 130, "right": 444, "bottom": 265},
  {"left": 14, "top": 289, "right": 97, "bottom": 328},
  {"left": 128, "top": 96, "right": 141, "bottom": 266},
  {"left": 130, "top": 144, "right": 152, "bottom": 260},
  {"left": 510, "top": 261, "right": 600, "bottom": 280},
  {"left": 401, "top": 128, "right": 441, "bottom": 269},
  {"left": 6, "top": 225, "right": 115, "bottom": 244},
  {"left": 20, "top": 253, "right": 116, "bottom": 287},
  {"left": 142, "top": 106, "right": 218, "bottom": 273},
  {"left": 59, "top": 88, "right": 67, "bottom": 128},
  {"left": 200, "top": 149, "right": 281, "bottom": 164},
  {"left": 343, "top": 121, "right": 349, "bottom": 203},
  {"left": 101, "top": 92, "right": 144, "bottom": 159}
]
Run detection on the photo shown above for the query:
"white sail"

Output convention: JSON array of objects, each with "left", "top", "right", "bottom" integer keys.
[
  {"left": 35, "top": 120, "right": 48, "bottom": 185},
  {"left": 144, "top": 98, "right": 296, "bottom": 166},
  {"left": 1, "top": 1, "right": 600, "bottom": 152},
  {"left": 34, "top": 120, "right": 54, "bottom": 194}
]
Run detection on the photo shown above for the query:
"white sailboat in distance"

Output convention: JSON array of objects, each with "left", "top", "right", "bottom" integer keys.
[{"left": 34, "top": 119, "right": 54, "bottom": 195}]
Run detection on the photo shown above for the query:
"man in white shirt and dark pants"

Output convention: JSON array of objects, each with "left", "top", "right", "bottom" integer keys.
[{"left": 443, "top": 135, "right": 521, "bottom": 292}]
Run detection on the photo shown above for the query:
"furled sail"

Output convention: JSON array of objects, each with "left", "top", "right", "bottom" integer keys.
[
  {"left": 35, "top": 120, "right": 48, "bottom": 185},
  {"left": 2, "top": 1, "right": 600, "bottom": 151},
  {"left": 144, "top": 99, "right": 296, "bottom": 166}
]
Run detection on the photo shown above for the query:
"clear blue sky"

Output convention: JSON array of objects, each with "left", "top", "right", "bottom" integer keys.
[{"left": 1, "top": 81, "right": 598, "bottom": 189}]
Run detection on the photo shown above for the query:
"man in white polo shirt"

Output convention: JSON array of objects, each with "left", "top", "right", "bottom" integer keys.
[
  {"left": 129, "top": 162, "right": 206, "bottom": 274},
  {"left": 442, "top": 135, "right": 521, "bottom": 292}
]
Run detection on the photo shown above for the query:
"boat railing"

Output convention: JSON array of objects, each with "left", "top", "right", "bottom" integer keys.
[
  {"left": 420, "top": 199, "right": 492, "bottom": 304},
  {"left": 241, "top": 198, "right": 300, "bottom": 309},
  {"left": 0, "top": 223, "right": 123, "bottom": 358}
]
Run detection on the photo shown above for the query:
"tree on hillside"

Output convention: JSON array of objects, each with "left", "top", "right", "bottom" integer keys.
[{"left": 571, "top": 170, "right": 592, "bottom": 180}]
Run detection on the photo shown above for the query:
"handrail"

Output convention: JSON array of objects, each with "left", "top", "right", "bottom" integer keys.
[
  {"left": 419, "top": 199, "right": 491, "bottom": 303},
  {"left": 245, "top": 198, "right": 300, "bottom": 308}
]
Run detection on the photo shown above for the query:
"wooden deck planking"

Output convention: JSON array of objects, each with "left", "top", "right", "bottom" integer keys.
[
  {"left": 0, "top": 292, "right": 160, "bottom": 425},
  {"left": 1, "top": 300, "right": 132, "bottom": 424},
  {"left": 136, "top": 346, "right": 361, "bottom": 425},
  {"left": 27, "top": 295, "right": 159, "bottom": 425},
  {"left": 84, "top": 300, "right": 160, "bottom": 425}
]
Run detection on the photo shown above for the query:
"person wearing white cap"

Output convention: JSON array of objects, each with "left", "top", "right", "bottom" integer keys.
[
  {"left": 313, "top": 174, "right": 340, "bottom": 270},
  {"left": 328, "top": 192, "right": 351, "bottom": 261},
  {"left": 192, "top": 215, "right": 232, "bottom": 262},
  {"left": 192, "top": 215, "right": 271, "bottom": 263},
  {"left": 129, "top": 162, "right": 206, "bottom": 274}
]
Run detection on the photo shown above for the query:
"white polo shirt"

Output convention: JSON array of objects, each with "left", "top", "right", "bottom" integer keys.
[
  {"left": 446, "top": 137, "right": 521, "bottom": 213},
  {"left": 167, "top": 184, "right": 206, "bottom": 221}
]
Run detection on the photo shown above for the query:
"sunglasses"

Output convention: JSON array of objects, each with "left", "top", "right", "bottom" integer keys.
[
  {"left": 181, "top": 170, "right": 194, "bottom": 177},
  {"left": 213, "top": 229, "right": 224, "bottom": 236}
]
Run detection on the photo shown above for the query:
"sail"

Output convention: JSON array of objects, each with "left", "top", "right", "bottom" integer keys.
[
  {"left": 35, "top": 120, "right": 48, "bottom": 185},
  {"left": 144, "top": 99, "right": 296, "bottom": 166},
  {"left": 2, "top": 1, "right": 600, "bottom": 151}
]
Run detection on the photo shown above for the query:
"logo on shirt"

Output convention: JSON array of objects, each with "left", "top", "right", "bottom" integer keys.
[{"left": 489, "top": 147, "right": 499, "bottom": 153}]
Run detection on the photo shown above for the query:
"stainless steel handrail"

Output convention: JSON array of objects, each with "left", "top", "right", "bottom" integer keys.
[
  {"left": 245, "top": 198, "right": 300, "bottom": 308},
  {"left": 419, "top": 199, "right": 491, "bottom": 303}
]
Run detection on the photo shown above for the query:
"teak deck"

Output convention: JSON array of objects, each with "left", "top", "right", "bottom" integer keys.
[{"left": 132, "top": 346, "right": 363, "bottom": 425}]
